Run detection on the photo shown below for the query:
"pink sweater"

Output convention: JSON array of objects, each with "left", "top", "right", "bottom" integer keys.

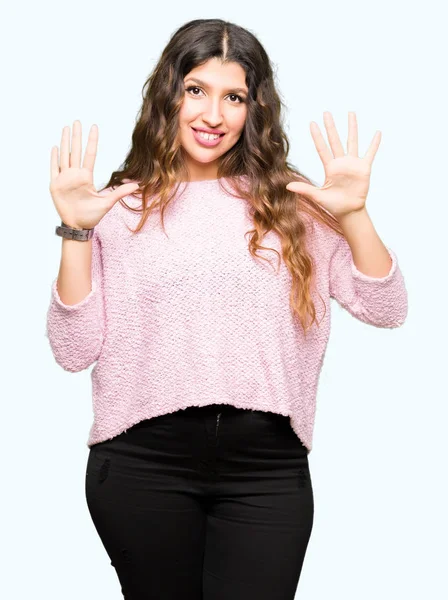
[{"left": 45, "top": 177, "right": 408, "bottom": 453}]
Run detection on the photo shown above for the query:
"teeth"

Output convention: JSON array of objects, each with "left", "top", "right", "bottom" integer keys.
[{"left": 196, "top": 130, "right": 221, "bottom": 140}]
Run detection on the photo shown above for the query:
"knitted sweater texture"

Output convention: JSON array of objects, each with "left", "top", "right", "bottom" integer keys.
[{"left": 45, "top": 177, "right": 408, "bottom": 453}]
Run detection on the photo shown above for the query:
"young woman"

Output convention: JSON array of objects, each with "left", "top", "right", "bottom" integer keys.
[{"left": 46, "top": 18, "right": 408, "bottom": 600}]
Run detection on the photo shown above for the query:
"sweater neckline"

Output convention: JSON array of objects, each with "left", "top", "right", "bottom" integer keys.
[{"left": 179, "top": 177, "right": 224, "bottom": 185}]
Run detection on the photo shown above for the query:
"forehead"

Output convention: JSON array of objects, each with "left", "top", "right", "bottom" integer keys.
[{"left": 184, "top": 59, "right": 248, "bottom": 91}]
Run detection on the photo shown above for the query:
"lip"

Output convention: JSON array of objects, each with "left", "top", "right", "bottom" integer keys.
[
  {"left": 191, "top": 127, "right": 225, "bottom": 147},
  {"left": 193, "top": 126, "right": 225, "bottom": 134}
]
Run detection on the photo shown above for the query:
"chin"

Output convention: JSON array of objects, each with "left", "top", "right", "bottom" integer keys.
[
  {"left": 181, "top": 143, "right": 224, "bottom": 160},
  {"left": 190, "top": 151, "right": 224, "bottom": 163}
]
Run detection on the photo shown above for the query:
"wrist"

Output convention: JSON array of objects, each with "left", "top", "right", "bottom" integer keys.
[
  {"left": 61, "top": 220, "right": 89, "bottom": 230},
  {"left": 56, "top": 221, "right": 95, "bottom": 241}
]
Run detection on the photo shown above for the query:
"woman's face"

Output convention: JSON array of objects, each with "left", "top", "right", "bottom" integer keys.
[{"left": 177, "top": 58, "right": 248, "bottom": 181}]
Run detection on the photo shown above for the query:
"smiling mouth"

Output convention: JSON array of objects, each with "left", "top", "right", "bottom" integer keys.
[{"left": 192, "top": 128, "right": 225, "bottom": 136}]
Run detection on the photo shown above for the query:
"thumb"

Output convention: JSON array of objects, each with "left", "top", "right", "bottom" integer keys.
[
  {"left": 104, "top": 182, "right": 141, "bottom": 206},
  {"left": 286, "top": 181, "right": 317, "bottom": 199}
]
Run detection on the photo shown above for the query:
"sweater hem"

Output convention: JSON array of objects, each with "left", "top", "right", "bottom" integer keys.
[{"left": 86, "top": 399, "right": 312, "bottom": 454}]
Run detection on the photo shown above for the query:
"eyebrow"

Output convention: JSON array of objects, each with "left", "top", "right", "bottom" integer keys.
[{"left": 184, "top": 77, "right": 248, "bottom": 95}]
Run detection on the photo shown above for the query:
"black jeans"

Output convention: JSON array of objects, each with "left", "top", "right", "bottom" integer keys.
[{"left": 85, "top": 403, "right": 314, "bottom": 599}]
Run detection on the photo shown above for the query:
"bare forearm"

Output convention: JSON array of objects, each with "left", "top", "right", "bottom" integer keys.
[
  {"left": 337, "top": 207, "right": 392, "bottom": 278},
  {"left": 56, "top": 238, "right": 93, "bottom": 305}
]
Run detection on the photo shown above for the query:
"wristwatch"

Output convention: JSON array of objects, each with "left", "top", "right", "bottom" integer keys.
[{"left": 55, "top": 221, "right": 95, "bottom": 241}]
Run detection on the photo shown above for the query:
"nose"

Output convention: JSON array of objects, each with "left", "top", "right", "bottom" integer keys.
[{"left": 201, "top": 97, "right": 224, "bottom": 128}]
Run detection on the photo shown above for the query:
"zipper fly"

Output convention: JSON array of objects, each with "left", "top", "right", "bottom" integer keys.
[{"left": 215, "top": 412, "right": 222, "bottom": 437}]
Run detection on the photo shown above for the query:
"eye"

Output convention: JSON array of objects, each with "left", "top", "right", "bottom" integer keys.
[
  {"left": 185, "top": 86, "right": 203, "bottom": 97},
  {"left": 185, "top": 86, "right": 245, "bottom": 104},
  {"left": 228, "top": 93, "right": 245, "bottom": 104}
]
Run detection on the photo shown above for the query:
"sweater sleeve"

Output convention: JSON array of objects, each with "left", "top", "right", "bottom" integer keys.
[
  {"left": 45, "top": 228, "right": 106, "bottom": 371},
  {"left": 329, "top": 233, "right": 408, "bottom": 328}
]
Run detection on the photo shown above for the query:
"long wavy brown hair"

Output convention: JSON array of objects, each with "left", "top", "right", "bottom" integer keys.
[{"left": 100, "top": 18, "right": 345, "bottom": 336}]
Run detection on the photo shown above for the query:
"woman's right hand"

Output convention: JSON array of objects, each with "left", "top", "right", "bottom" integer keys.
[{"left": 50, "top": 120, "right": 140, "bottom": 230}]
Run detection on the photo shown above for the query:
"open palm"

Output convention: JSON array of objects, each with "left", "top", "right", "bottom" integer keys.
[
  {"left": 50, "top": 121, "right": 139, "bottom": 229},
  {"left": 286, "top": 112, "right": 381, "bottom": 220}
]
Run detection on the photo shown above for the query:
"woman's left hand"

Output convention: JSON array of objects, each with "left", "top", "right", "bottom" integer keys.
[{"left": 286, "top": 112, "right": 381, "bottom": 221}]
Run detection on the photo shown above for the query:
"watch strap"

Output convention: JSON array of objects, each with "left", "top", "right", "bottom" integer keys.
[{"left": 55, "top": 221, "right": 95, "bottom": 241}]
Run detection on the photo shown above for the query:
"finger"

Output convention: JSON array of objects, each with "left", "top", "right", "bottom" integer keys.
[
  {"left": 347, "top": 111, "right": 358, "bottom": 156},
  {"left": 60, "top": 125, "right": 70, "bottom": 170},
  {"left": 364, "top": 130, "right": 382, "bottom": 165},
  {"left": 82, "top": 124, "right": 99, "bottom": 172},
  {"left": 50, "top": 146, "right": 59, "bottom": 183},
  {"left": 286, "top": 181, "right": 317, "bottom": 199},
  {"left": 323, "top": 112, "right": 345, "bottom": 158},
  {"left": 103, "top": 182, "right": 141, "bottom": 208},
  {"left": 310, "top": 121, "right": 333, "bottom": 167},
  {"left": 71, "top": 120, "right": 82, "bottom": 169}
]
